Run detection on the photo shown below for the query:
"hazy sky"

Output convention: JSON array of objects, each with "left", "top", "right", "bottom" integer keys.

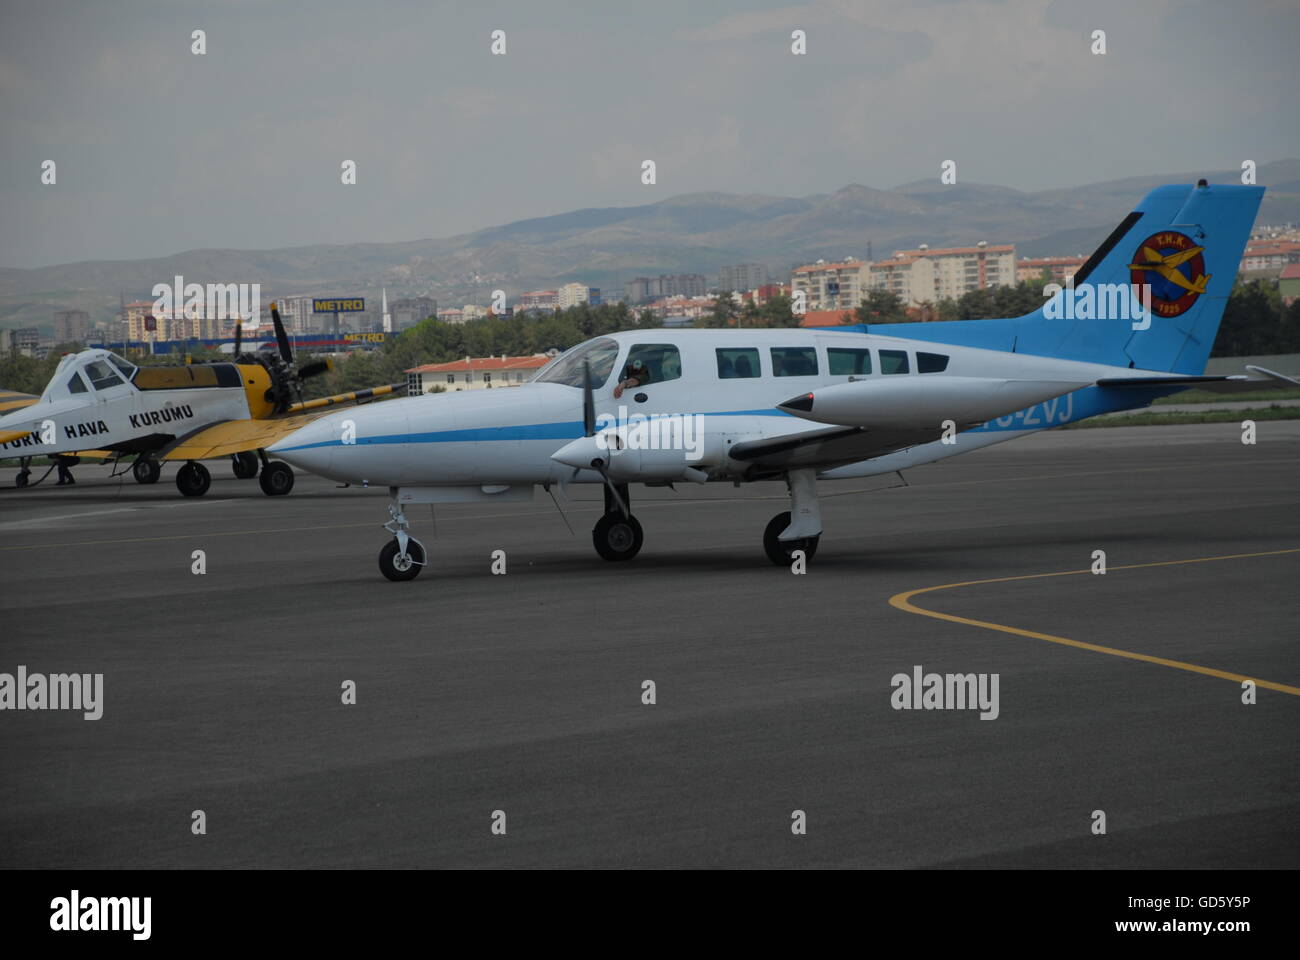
[{"left": 2, "top": 0, "right": 1297, "bottom": 268}]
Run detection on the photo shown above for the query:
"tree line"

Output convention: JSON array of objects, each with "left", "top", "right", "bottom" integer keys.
[{"left": 1, "top": 278, "right": 1296, "bottom": 398}]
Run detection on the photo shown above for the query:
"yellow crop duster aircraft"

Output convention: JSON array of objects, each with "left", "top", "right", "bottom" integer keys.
[{"left": 0, "top": 303, "right": 403, "bottom": 496}]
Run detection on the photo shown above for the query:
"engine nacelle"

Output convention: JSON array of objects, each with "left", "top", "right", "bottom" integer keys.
[
  {"left": 551, "top": 418, "right": 721, "bottom": 482},
  {"left": 778, "top": 376, "right": 1091, "bottom": 429}
]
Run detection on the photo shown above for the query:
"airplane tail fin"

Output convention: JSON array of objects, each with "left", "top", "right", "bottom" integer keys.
[{"left": 872, "top": 182, "right": 1264, "bottom": 375}]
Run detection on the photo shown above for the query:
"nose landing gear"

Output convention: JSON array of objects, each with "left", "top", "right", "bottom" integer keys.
[{"left": 379, "top": 496, "right": 427, "bottom": 581}]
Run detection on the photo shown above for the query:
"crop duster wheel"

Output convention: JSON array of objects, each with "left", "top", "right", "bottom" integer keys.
[
  {"left": 763, "top": 511, "right": 819, "bottom": 566},
  {"left": 175, "top": 461, "right": 211, "bottom": 497},
  {"left": 231, "top": 451, "right": 259, "bottom": 479},
  {"left": 379, "top": 538, "right": 425, "bottom": 581},
  {"left": 133, "top": 457, "right": 160, "bottom": 484},
  {"left": 259, "top": 460, "right": 295, "bottom": 496},
  {"left": 592, "top": 513, "right": 644, "bottom": 562}
]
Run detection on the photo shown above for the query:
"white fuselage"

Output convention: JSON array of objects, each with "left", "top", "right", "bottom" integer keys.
[
  {"left": 269, "top": 329, "right": 1159, "bottom": 490},
  {"left": 0, "top": 350, "right": 252, "bottom": 459}
]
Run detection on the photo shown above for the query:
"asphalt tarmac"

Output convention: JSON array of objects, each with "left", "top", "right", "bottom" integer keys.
[{"left": 1, "top": 421, "right": 1297, "bottom": 868}]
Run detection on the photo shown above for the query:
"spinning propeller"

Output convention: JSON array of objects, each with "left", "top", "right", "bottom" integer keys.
[
  {"left": 232, "top": 302, "right": 332, "bottom": 414},
  {"left": 578, "top": 360, "right": 629, "bottom": 517}
]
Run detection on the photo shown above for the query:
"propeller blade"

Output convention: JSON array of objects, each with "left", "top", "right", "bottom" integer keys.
[
  {"left": 270, "top": 302, "right": 293, "bottom": 364},
  {"left": 297, "top": 359, "right": 331, "bottom": 379},
  {"left": 582, "top": 361, "right": 595, "bottom": 437},
  {"left": 233, "top": 321, "right": 242, "bottom": 358}
]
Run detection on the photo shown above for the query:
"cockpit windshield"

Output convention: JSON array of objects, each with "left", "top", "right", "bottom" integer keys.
[
  {"left": 106, "top": 353, "right": 137, "bottom": 380},
  {"left": 532, "top": 337, "right": 619, "bottom": 388},
  {"left": 83, "top": 360, "right": 125, "bottom": 390}
]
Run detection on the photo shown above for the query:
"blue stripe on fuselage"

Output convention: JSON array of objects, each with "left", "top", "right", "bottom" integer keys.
[
  {"left": 274, "top": 409, "right": 796, "bottom": 452},
  {"left": 275, "top": 389, "right": 1173, "bottom": 452}
]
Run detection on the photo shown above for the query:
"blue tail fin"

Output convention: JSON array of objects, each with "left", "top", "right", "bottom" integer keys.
[{"left": 868, "top": 182, "right": 1264, "bottom": 374}]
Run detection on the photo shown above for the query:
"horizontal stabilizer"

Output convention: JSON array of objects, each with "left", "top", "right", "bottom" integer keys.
[{"left": 1096, "top": 366, "right": 1300, "bottom": 394}]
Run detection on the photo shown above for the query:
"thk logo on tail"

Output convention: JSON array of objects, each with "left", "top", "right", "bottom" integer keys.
[{"left": 1128, "top": 231, "right": 1210, "bottom": 318}]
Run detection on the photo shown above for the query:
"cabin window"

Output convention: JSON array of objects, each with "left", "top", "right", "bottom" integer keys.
[
  {"left": 535, "top": 336, "right": 619, "bottom": 388},
  {"left": 621, "top": 343, "right": 682, "bottom": 387},
  {"left": 716, "top": 347, "right": 760, "bottom": 379},
  {"left": 879, "top": 349, "right": 910, "bottom": 374},
  {"left": 827, "top": 347, "right": 872, "bottom": 376},
  {"left": 917, "top": 352, "right": 950, "bottom": 373},
  {"left": 67, "top": 372, "right": 88, "bottom": 394},
  {"left": 771, "top": 346, "right": 819, "bottom": 377},
  {"left": 84, "top": 360, "right": 124, "bottom": 390}
]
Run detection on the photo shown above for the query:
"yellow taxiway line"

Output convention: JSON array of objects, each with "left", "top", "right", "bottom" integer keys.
[{"left": 889, "top": 548, "right": 1300, "bottom": 697}]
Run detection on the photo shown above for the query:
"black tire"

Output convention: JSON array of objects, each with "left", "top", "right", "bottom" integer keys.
[
  {"left": 14, "top": 470, "right": 29, "bottom": 489},
  {"left": 258, "top": 460, "right": 294, "bottom": 496},
  {"left": 231, "top": 451, "right": 259, "bottom": 479},
  {"left": 763, "top": 511, "right": 819, "bottom": 566},
  {"left": 592, "top": 513, "right": 644, "bottom": 562},
  {"left": 378, "top": 538, "right": 425, "bottom": 581},
  {"left": 132, "top": 457, "right": 160, "bottom": 484},
  {"left": 175, "top": 461, "right": 211, "bottom": 497}
]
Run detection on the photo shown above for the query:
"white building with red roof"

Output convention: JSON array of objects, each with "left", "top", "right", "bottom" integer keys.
[{"left": 406, "top": 354, "right": 552, "bottom": 393}]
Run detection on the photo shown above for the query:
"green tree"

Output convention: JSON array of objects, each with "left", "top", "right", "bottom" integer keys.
[
  {"left": 1212, "top": 278, "right": 1284, "bottom": 357},
  {"left": 854, "top": 289, "right": 908, "bottom": 324}
]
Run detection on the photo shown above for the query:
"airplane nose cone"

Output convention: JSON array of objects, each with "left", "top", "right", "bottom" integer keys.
[
  {"left": 550, "top": 434, "right": 609, "bottom": 470},
  {"left": 269, "top": 418, "right": 336, "bottom": 475}
]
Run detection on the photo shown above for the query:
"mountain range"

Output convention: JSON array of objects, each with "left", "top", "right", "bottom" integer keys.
[{"left": 4, "top": 160, "right": 1298, "bottom": 332}]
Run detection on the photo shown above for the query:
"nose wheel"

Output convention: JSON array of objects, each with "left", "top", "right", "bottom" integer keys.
[
  {"left": 379, "top": 538, "right": 426, "bottom": 581},
  {"left": 378, "top": 497, "right": 427, "bottom": 581}
]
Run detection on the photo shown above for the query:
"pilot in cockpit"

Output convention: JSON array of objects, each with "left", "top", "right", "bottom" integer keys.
[{"left": 613, "top": 358, "right": 651, "bottom": 399}]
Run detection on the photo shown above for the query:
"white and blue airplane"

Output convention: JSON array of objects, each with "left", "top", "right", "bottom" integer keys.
[{"left": 269, "top": 181, "right": 1292, "bottom": 580}]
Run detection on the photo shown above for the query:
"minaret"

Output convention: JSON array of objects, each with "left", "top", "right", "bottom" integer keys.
[{"left": 382, "top": 287, "right": 392, "bottom": 333}]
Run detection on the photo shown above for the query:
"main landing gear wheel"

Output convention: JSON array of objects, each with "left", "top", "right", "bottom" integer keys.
[
  {"left": 15, "top": 470, "right": 30, "bottom": 488},
  {"left": 231, "top": 450, "right": 258, "bottom": 479},
  {"left": 379, "top": 538, "right": 425, "bottom": 581},
  {"left": 763, "top": 511, "right": 819, "bottom": 566},
  {"left": 258, "top": 460, "right": 294, "bottom": 496},
  {"left": 175, "top": 461, "right": 211, "bottom": 497},
  {"left": 132, "top": 457, "right": 160, "bottom": 484},
  {"left": 592, "top": 513, "right": 644, "bottom": 562}
]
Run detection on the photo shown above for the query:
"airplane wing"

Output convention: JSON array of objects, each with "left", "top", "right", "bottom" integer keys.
[
  {"left": 0, "top": 391, "right": 38, "bottom": 446},
  {"left": 0, "top": 389, "right": 40, "bottom": 415},
  {"left": 158, "top": 413, "right": 325, "bottom": 461},
  {"left": 158, "top": 383, "right": 406, "bottom": 461},
  {"left": 729, "top": 423, "right": 947, "bottom": 473}
]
